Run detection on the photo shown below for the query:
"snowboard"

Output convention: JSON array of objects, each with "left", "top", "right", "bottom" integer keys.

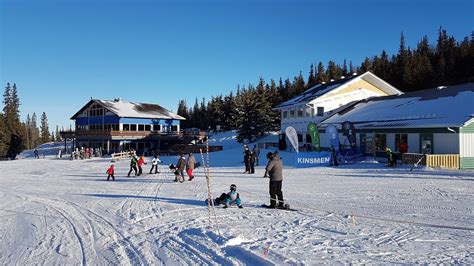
[{"left": 261, "top": 204, "right": 296, "bottom": 211}]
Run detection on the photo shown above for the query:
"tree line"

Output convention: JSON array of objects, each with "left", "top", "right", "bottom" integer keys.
[
  {"left": 178, "top": 28, "right": 474, "bottom": 142},
  {"left": 0, "top": 83, "right": 61, "bottom": 159}
]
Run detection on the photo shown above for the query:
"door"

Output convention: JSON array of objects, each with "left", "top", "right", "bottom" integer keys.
[{"left": 420, "top": 133, "right": 433, "bottom": 154}]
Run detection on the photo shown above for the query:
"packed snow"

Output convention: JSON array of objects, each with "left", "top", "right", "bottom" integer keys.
[{"left": 1, "top": 133, "right": 473, "bottom": 264}]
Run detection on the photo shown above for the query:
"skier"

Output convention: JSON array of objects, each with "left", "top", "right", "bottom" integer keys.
[
  {"left": 85, "top": 147, "right": 89, "bottom": 159},
  {"left": 34, "top": 149, "right": 39, "bottom": 159},
  {"left": 106, "top": 164, "right": 115, "bottom": 181},
  {"left": 252, "top": 145, "right": 260, "bottom": 166},
  {"left": 264, "top": 152, "right": 285, "bottom": 208},
  {"left": 149, "top": 155, "right": 162, "bottom": 174},
  {"left": 174, "top": 153, "right": 186, "bottom": 182},
  {"left": 186, "top": 152, "right": 196, "bottom": 181},
  {"left": 127, "top": 154, "right": 138, "bottom": 177},
  {"left": 137, "top": 155, "right": 146, "bottom": 176},
  {"left": 243, "top": 146, "right": 251, "bottom": 173},
  {"left": 209, "top": 184, "right": 243, "bottom": 209}
]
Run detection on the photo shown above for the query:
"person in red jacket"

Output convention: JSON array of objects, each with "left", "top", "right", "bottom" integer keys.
[
  {"left": 137, "top": 156, "right": 146, "bottom": 176},
  {"left": 106, "top": 164, "right": 115, "bottom": 181}
]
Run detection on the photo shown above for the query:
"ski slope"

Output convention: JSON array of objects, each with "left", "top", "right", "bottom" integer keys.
[{"left": 1, "top": 136, "right": 473, "bottom": 264}]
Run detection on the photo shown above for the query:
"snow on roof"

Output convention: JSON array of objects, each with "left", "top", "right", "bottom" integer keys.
[
  {"left": 71, "top": 99, "right": 185, "bottom": 120},
  {"left": 274, "top": 72, "right": 401, "bottom": 109},
  {"left": 320, "top": 83, "right": 474, "bottom": 129},
  {"left": 275, "top": 76, "right": 358, "bottom": 109}
]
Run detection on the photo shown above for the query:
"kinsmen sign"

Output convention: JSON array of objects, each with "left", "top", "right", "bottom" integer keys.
[{"left": 294, "top": 152, "right": 332, "bottom": 168}]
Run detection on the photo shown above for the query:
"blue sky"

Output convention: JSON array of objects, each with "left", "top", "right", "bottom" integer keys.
[{"left": 1, "top": 0, "right": 473, "bottom": 129}]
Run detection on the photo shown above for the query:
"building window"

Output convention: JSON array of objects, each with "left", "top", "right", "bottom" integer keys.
[
  {"left": 375, "top": 133, "right": 387, "bottom": 151},
  {"left": 130, "top": 124, "right": 137, "bottom": 131},
  {"left": 306, "top": 134, "right": 312, "bottom": 143},
  {"left": 282, "top": 111, "right": 288, "bottom": 119},
  {"left": 171, "top": 125, "right": 178, "bottom": 132},
  {"left": 88, "top": 104, "right": 105, "bottom": 117},
  {"left": 317, "top": 107, "right": 324, "bottom": 116},
  {"left": 153, "top": 125, "right": 161, "bottom": 131},
  {"left": 290, "top": 110, "right": 295, "bottom": 118},
  {"left": 145, "top": 125, "right": 151, "bottom": 131},
  {"left": 305, "top": 108, "right": 312, "bottom": 117},
  {"left": 395, "top": 133, "right": 408, "bottom": 153},
  {"left": 123, "top": 124, "right": 130, "bottom": 131},
  {"left": 112, "top": 124, "right": 119, "bottom": 131},
  {"left": 297, "top": 109, "right": 304, "bottom": 118},
  {"left": 138, "top": 124, "right": 145, "bottom": 131}
]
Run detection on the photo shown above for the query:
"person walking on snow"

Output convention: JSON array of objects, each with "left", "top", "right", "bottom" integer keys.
[
  {"left": 137, "top": 155, "right": 146, "bottom": 176},
  {"left": 106, "top": 164, "right": 115, "bottom": 181},
  {"left": 127, "top": 155, "right": 138, "bottom": 177},
  {"left": 252, "top": 145, "right": 260, "bottom": 166},
  {"left": 149, "top": 155, "right": 162, "bottom": 174},
  {"left": 34, "top": 149, "right": 39, "bottom": 159},
  {"left": 186, "top": 153, "right": 196, "bottom": 181},
  {"left": 264, "top": 152, "right": 285, "bottom": 208},
  {"left": 174, "top": 153, "right": 186, "bottom": 182}
]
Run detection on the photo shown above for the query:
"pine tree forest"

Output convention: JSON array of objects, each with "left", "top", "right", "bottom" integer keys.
[
  {"left": 0, "top": 83, "right": 53, "bottom": 159},
  {"left": 179, "top": 29, "right": 474, "bottom": 142}
]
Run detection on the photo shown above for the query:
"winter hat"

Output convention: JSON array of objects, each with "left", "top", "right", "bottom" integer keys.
[
  {"left": 230, "top": 184, "right": 237, "bottom": 191},
  {"left": 266, "top": 152, "right": 274, "bottom": 159}
]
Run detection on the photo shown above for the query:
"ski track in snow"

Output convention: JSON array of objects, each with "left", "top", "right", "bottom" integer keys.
[{"left": 0, "top": 155, "right": 473, "bottom": 264}]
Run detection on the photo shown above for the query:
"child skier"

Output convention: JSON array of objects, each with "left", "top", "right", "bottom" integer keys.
[
  {"left": 106, "top": 164, "right": 115, "bottom": 181},
  {"left": 137, "top": 155, "right": 146, "bottom": 176},
  {"left": 149, "top": 155, "right": 162, "bottom": 174},
  {"left": 127, "top": 155, "right": 138, "bottom": 177}
]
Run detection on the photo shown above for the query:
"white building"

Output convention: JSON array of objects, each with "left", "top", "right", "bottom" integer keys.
[{"left": 274, "top": 72, "right": 402, "bottom": 148}]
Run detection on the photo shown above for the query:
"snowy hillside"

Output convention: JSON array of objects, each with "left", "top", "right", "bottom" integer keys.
[{"left": 1, "top": 133, "right": 473, "bottom": 264}]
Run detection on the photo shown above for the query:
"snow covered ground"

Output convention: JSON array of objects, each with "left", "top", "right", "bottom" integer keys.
[{"left": 1, "top": 135, "right": 473, "bottom": 264}]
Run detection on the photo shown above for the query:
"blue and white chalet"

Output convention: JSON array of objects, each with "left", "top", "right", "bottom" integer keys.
[{"left": 70, "top": 98, "right": 185, "bottom": 154}]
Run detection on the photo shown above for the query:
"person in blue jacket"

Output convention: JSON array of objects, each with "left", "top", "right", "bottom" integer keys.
[{"left": 223, "top": 184, "right": 243, "bottom": 209}]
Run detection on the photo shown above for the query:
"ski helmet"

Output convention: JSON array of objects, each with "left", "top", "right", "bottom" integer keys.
[{"left": 230, "top": 184, "right": 237, "bottom": 191}]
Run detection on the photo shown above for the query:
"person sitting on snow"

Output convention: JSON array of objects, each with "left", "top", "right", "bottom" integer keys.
[{"left": 209, "top": 184, "right": 243, "bottom": 209}]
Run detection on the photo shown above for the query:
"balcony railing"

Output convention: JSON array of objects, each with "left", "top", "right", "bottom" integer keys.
[{"left": 61, "top": 129, "right": 206, "bottom": 139}]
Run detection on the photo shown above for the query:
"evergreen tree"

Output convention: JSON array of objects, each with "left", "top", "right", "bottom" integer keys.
[
  {"left": 326, "top": 60, "right": 338, "bottom": 80},
  {"left": 31, "top": 112, "right": 40, "bottom": 148},
  {"left": 316, "top": 62, "right": 326, "bottom": 83},
  {"left": 276, "top": 78, "right": 288, "bottom": 103},
  {"left": 307, "top": 63, "right": 316, "bottom": 88},
  {"left": 40, "top": 112, "right": 50, "bottom": 144},
  {"left": 342, "top": 59, "right": 349, "bottom": 77},
  {"left": 177, "top": 100, "right": 189, "bottom": 128},
  {"left": 55, "top": 125, "right": 62, "bottom": 142}
]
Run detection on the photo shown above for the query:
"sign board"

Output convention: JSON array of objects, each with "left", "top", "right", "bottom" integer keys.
[{"left": 294, "top": 151, "right": 332, "bottom": 168}]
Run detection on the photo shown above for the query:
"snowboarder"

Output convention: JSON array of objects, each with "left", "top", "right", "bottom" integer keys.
[
  {"left": 243, "top": 146, "right": 251, "bottom": 173},
  {"left": 127, "top": 154, "right": 138, "bottom": 177},
  {"left": 186, "top": 153, "right": 196, "bottom": 181},
  {"left": 149, "top": 155, "right": 162, "bottom": 174},
  {"left": 106, "top": 164, "right": 115, "bottom": 181},
  {"left": 34, "top": 149, "right": 39, "bottom": 159},
  {"left": 223, "top": 184, "right": 243, "bottom": 208},
  {"left": 174, "top": 153, "right": 186, "bottom": 182},
  {"left": 385, "top": 147, "right": 396, "bottom": 167},
  {"left": 264, "top": 152, "right": 285, "bottom": 208},
  {"left": 252, "top": 145, "right": 260, "bottom": 166},
  {"left": 208, "top": 184, "right": 243, "bottom": 209},
  {"left": 137, "top": 155, "right": 146, "bottom": 176}
]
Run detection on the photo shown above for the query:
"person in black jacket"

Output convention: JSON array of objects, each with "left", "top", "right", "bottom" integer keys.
[{"left": 243, "top": 145, "right": 251, "bottom": 173}]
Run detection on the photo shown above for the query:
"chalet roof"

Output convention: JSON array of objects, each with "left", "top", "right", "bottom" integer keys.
[
  {"left": 70, "top": 99, "right": 185, "bottom": 120},
  {"left": 319, "top": 83, "right": 474, "bottom": 129},
  {"left": 275, "top": 71, "right": 402, "bottom": 109}
]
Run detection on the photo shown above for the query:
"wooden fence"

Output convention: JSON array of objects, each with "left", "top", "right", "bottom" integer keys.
[
  {"left": 111, "top": 151, "right": 135, "bottom": 161},
  {"left": 402, "top": 153, "right": 460, "bottom": 170}
]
